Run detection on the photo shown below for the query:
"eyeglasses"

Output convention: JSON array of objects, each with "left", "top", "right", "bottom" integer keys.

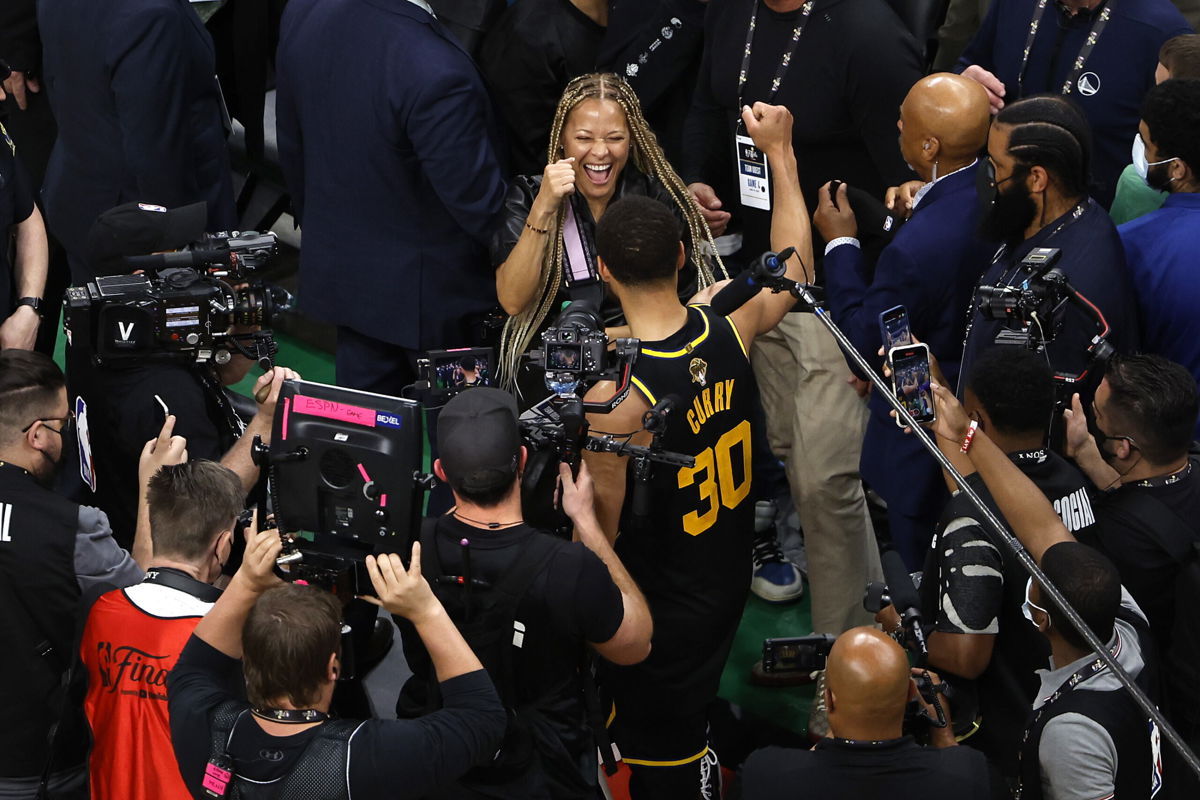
[{"left": 21, "top": 412, "right": 76, "bottom": 438}]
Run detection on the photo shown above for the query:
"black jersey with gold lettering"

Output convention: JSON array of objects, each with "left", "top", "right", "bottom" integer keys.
[{"left": 617, "top": 304, "right": 758, "bottom": 621}]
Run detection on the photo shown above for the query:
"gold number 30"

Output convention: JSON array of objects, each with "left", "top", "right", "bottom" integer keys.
[{"left": 677, "top": 420, "right": 753, "bottom": 536}]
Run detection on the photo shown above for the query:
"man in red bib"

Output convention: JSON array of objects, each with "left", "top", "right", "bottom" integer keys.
[{"left": 80, "top": 460, "right": 244, "bottom": 800}]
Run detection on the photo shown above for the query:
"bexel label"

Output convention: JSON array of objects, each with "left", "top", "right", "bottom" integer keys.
[{"left": 375, "top": 412, "right": 402, "bottom": 429}]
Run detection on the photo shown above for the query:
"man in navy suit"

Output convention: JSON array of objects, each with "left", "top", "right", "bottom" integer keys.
[
  {"left": 37, "top": 0, "right": 236, "bottom": 282},
  {"left": 276, "top": 0, "right": 507, "bottom": 395},
  {"left": 955, "top": 0, "right": 1191, "bottom": 208},
  {"left": 815, "top": 74, "right": 995, "bottom": 570}
]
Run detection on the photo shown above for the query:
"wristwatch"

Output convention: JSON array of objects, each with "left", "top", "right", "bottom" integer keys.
[{"left": 16, "top": 297, "right": 43, "bottom": 316}]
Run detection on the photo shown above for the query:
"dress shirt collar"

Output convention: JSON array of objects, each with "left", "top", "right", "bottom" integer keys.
[{"left": 912, "top": 159, "right": 978, "bottom": 210}]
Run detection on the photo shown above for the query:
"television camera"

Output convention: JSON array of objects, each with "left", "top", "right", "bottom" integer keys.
[
  {"left": 976, "top": 247, "right": 1115, "bottom": 393},
  {"left": 65, "top": 230, "right": 292, "bottom": 368}
]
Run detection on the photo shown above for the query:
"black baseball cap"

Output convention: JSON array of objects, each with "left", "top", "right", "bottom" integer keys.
[
  {"left": 86, "top": 201, "right": 208, "bottom": 275},
  {"left": 438, "top": 388, "right": 522, "bottom": 492}
]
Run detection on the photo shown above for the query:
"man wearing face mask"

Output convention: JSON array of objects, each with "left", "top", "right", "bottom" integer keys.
[
  {"left": 960, "top": 95, "right": 1138, "bottom": 394},
  {"left": 1118, "top": 79, "right": 1200, "bottom": 435},
  {"left": 1060, "top": 353, "right": 1200, "bottom": 748},
  {"left": 926, "top": 383, "right": 1161, "bottom": 800},
  {"left": 0, "top": 350, "right": 147, "bottom": 798},
  {"left": 877, "top": 346, "right": 1096, "bottom": 779},
  {"left": 1109, "top": 34, "right": 1200, "bottom": 225},
  {"left": 813, "top": 72, "right": 995, "bottom": 570}
]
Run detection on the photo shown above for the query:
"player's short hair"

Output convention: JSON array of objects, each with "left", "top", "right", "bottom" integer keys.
[
  {"left": 1040, "top": 542, "right": 1121, "bottom": 651},
  {"left": 997, "top": 95, "right": 1092, "bottom": 197},
  {"left": 1159, "top": 34, "right": 1200, "bottom": 79},
  {"left": 0, "top": 350, "right": 66, "bottom": 447},
  {"left": 1103, "top": 353, "right": 1198, "bottom": 466},
  {"left": 459, "top": 355, "right": 477, "bottom": 371},
  {"left": 243, "top": 584, "right": 343, "bottom": 708},
  {"left": 595, "top": 196, "right": 682, "bottom": 287},
  {"left": 147, "top": 461, "right": 244, "bottom": 562},
  {"left": 966, "top": 347, "right": 1054, "bottom": 437},
  {"left": 1141, "top": 79, "right": 1200, "bottom": 181}
]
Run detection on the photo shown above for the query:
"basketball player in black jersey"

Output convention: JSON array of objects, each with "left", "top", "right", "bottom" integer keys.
[{"left": 582, "top": 103, "right": 812, "bottom": 799}]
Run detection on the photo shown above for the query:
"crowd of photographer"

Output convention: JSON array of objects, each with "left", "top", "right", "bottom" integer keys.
[{"left": 4, "top": 0, "right": 1200, "bottom": 798}]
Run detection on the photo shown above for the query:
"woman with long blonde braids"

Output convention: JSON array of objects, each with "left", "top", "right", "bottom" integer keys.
[{"left": 491, "top": 72, "right": 726, "bottom": 399}]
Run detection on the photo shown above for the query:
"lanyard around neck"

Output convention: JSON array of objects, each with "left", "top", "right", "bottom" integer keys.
[
  {"left": 737, "top": 0, "right": 815, "bottom": 109},
  {"left": 1017, "top": 0, "right": 1117, "bottom": 97}
]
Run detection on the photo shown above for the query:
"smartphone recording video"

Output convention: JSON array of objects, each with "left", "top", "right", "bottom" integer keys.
[
  {"left": 879, "top": 305, "right": 912, "bottom": 350},
  {"left": 890, "top": 343, "right": 935, "bottom": 427}
]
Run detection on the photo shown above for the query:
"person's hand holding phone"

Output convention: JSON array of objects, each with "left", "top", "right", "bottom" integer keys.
[
  {"left": 139, "top": 414, "right": 188, "bottom": 488},
  {"left": 928, "top": 382, "right": 971, "bottom": 445}
]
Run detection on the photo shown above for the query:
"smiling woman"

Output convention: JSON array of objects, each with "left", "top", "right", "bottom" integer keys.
[{"left": 491, "top": 73, "right": 725, "bottom": 399}]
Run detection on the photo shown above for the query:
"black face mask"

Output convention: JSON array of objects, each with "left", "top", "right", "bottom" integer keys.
[
  {"left": 979, "top": 176, "right": 1038, "bottom": 247},
  {"left": 1145, "top": 161, "right": 1176, "bottom": 193}
]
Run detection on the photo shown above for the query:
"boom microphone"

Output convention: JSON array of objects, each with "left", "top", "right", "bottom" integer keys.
[
  {"left": 881, "top": 549, "right": 928, "bottom": 657},
  {"left": 123, "top": 248, "right": 228, "bottom": 271},
  {"left": 709, "top": 247, "right": 794, "bottom": 316}
]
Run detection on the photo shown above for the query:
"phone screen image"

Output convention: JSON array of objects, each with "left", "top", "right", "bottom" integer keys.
[
  {"left": 890, "top": 345, "right": 935, "bottom": 426},
  {"left": 879, "top": 305, "right": 912, "bottom": 350}
]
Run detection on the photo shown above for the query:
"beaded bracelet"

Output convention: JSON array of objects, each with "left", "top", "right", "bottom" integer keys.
[{"left": 524, "top": 220, "right": 549, "bottom": 235}]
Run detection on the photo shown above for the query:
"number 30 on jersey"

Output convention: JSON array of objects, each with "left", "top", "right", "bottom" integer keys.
[{"left": 677, "top": 420, "right": 752, "bottom": 536}]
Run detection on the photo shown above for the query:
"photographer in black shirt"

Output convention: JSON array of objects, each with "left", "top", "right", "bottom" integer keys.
[
  {"left": 395, "top": 388, "right": 652, "bottom": 799},
  {"left": 1061, "top": 353, "right": 1200, "bottom": 742},
  {"left": 168, "top": 522, "right": 506, "bottom": 800},
  {"left": 741, "top": 627, "right": 991, "bottom": 800}
]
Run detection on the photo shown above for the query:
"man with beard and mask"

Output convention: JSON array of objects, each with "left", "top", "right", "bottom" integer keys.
[
  {"left": 0, "top": 350, "right": 155, "bottom": 798},
  {"left": 813, "top": 73, "right": 995, "bottom": 570},
  {"left": 1118, "top": 79, "right": 1200, "bottom": 439},
  {"left": 1060, "top": 353, "right": 1200, "bottom": 756},
  {"left": 961, "top": 95, "right": 1138, "bottom": 397}
]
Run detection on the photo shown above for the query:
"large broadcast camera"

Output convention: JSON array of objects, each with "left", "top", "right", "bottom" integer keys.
[
  {"left": 65, "top": 230, "right": 292, "bottom": 367},
  {"left": 519, "top": 300, "right": 694, "bottom": 532},
  {"left": 976, "top": 247, "right": 1115, "bottom": 391}
]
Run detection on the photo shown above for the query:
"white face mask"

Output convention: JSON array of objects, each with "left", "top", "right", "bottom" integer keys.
[
  {"left": 1132, "top": 132, "right": 1178, "bottom": 185},
  {"left": 1021, "top": 577, "right": 1050, "bottom": 631}
]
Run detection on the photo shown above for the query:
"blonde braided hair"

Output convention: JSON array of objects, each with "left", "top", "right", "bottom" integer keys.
[{"left": 499, "top": 73, "right": 726, "bottom": 389}]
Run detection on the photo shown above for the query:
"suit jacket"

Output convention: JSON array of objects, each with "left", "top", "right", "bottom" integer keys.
[
  {"left": 825, "top": 164, "right": 993, "bottom": 517},
  {"left": 276, "top": 0, "right": 507, "bottom": 350},
  {"left": 38, "top": 0, "right": 236, "bottom": 280}
]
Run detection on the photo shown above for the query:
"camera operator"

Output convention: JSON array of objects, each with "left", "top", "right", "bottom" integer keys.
[
  {"left": 927, "top": 381, "right": 1161, "bottom": 800},
  {"left": 1060, "top": 353, "right": 1200, "bottom": 743},
  {"left": 168, "top": 524, "right": 507, "bottom": 800},
  {"left": 581, "top": 102, "right": 810, "bottom": 797},
  {"left": 881, "top": 346, "right": 1096, "bottom": 778},
  {"left": 962, "top": 95, "right": 1138, "bottom": 391},
  {"left": 394, "top": 388, "right": 652, "bottom": 799},
  {"left": 69, "top": 202, "right": 300, "bottom": 546},
  {"left": 741, "top": 627, "right": 990, "bottom": 800},
  {"left": 0, "top": 350, "right": 152, "bottom": 798},
  {"left": 80, "top": 460, "right": 242, "bottom": 800}
]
